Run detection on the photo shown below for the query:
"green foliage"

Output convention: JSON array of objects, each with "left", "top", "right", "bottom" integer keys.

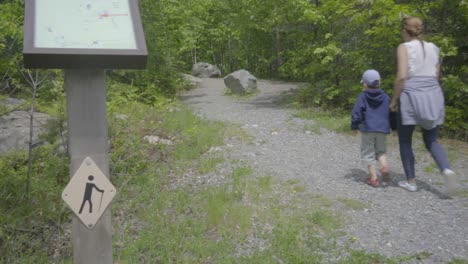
[
  {"left": 0, "top": 146, "right": 69, "bottom": 262},
  {"left": 34, "top": 71, "right": 64, "bottom": 102},
  {"left": 294, "top": 108, "right": 351, "bottom": 133},
  {"left": 441, "top": 74, "right": 468, "bottom": 140},
  {"left": 0, "top": 0, "right": 23, "bottom": 75},
  {"left": 1, "top": 0, "right": 466, "bottom": 137},
  {"left": 0, "top": 0, "right": 31, "bottom": 102}
]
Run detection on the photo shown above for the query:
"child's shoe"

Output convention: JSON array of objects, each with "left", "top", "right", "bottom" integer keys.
[
  {"left": 366, "top": 177, "right": 380, "bottom": 187},
  {"left": 398, "top": 180, "right": 417, "bottom": 192}
]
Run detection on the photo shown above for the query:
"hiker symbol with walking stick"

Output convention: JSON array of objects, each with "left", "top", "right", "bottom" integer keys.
[
  {"left": 62, "top": 156, "right": 117, "bottom": 229},
  {"left": 79, "top": 175, "right": 105, "bottom": 214}
]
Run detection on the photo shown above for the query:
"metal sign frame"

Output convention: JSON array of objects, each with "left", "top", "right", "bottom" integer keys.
[{"left": 23, "top": 0, "right": 147, "bottom": 69}]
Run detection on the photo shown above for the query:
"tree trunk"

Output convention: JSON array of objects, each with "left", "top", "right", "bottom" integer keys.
[
  {"left": 228, "top": 35, "right": 233, "bottom": 73},
  {"left": 273, "top": 25, "right": 282, "bottom": 78},
  {"left": 26, "top": 80, "right": 37, "bottom": 195}
]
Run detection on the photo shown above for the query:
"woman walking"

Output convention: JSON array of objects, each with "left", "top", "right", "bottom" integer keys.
[{"left": 390, "top": 16, "right": 457, "bottom": 193}]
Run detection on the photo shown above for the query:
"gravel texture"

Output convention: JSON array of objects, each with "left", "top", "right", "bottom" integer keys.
[{"left": 181, "top": 78, "right": 468, "bottom": 263}]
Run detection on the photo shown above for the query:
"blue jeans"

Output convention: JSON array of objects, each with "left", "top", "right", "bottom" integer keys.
[{"left": 397, "top": 114, "right": 450, "bottom": 180}]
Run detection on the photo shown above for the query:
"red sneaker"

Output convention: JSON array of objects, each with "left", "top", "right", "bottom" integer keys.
[{"left": 366, "top": 177, "right": 380, "bottom": 187}]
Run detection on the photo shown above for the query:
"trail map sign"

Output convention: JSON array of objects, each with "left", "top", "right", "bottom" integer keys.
[
  {"left": 23, "top": 0, "right": 147, "bottom": 69},
  {"left": 23, "top": 1, "right": 146, "bottom": 261},
  {"left": 62, "top": 157, "right": 116, "bottom": 229}
]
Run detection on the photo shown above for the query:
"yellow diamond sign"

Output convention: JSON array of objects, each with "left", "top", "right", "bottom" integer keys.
[{"left": 62, "top": 157, "right": 116, "bottom": 229}]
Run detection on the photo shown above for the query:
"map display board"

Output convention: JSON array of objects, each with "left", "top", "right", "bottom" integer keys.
[
  {"left": 23, "top": 0, "right": 147, "bottom": 69},
  {"left": 35, "top": 0, "right": 137, "bottom": 50}
]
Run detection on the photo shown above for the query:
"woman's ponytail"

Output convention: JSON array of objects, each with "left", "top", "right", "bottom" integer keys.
[{"left": 402, "top": 16, "right": 425, "bottom": 58}]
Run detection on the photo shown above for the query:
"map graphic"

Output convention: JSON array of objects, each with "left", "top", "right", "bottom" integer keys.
[{"left": 34, "top": 0, "right": 137, "bottom": 49}]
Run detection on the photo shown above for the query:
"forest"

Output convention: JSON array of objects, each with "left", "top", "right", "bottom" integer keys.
[
  {"left": 0, "top": 0, "right": 467, "bottom": 262},
  {"left": 1, "top": 0, "right": 467, "bottom": 138}
]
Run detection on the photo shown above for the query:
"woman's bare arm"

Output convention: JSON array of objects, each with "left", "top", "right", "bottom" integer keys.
[{"left": 390, "top": 44, "right": 408, "bottom": 111}]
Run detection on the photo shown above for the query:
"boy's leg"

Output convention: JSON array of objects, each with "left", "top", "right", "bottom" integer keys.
[
  {"left": 375, "top": 133, "right": 389, "bottom": 181},
  {"left": 367, "top": 163, "right": 380, "bottom": 187},
  {"left": 361, "top": 132, "right": 379, "bottom": 186},
  {"left": 377, "top": 155, "right": 390, "bottom": 182},
  {"left": 367, "top": 164, "right": 378, "bottom": 180}
]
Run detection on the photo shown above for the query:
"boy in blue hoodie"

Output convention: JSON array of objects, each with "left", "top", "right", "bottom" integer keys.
[{"left": 351, "top": 69, "right": 391, "bottom": 187}]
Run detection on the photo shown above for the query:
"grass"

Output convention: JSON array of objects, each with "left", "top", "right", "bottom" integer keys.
[
  {"left": 304, "top": 123, "right": 322, "bottom": 134},
  {"left": 224, "top": 123, "right": 255, "bottom": 145},
  {"left": 2, "top": 93, "right": 459, "bottom": 263},
  {"left": 257, "top": 175, "right": 272, "bottom": 191},
  {"left": 337, "top": 197, "right": 369, "bottom": 210},
  {"left": 309, "top": 193, "right": 334, "bottom": 207},
  {"left": 453, "top": 189, "right": 468, "bottom": 198},
  {"left": 293, "top": 108, "right": 350, "bottom": 133},
  {"left": 0, "top": 145, "right": 70, "bottom": 263},
  {"left": 223, "top": 88, "right": 259, "bottom": 99},
  {"left": 424, "top": 164, "right": 437, "bottom": 173},
  {"left": 108, "top": 102, "right": 354, "bottom": 263},
  {"left": 197, "top": 154, "right": 224, "bottom": 174},
  {"left": 114, "top": 161, "right": 346, "bottom": 263},
  {"left": 448, "top": 258, "right": 468, "bottom": 264}
]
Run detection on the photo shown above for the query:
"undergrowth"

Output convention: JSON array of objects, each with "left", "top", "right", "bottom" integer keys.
[{"left": 0, "top": 82, "right": 456, "bottom": 263}]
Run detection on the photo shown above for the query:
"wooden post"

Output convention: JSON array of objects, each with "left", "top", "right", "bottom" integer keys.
[{"left": 65, "top": 70, "right": 112, "bottom": 264}]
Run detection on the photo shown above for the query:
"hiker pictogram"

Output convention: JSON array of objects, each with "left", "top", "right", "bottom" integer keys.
[
  {"left": 62, "top": 157, "right": 116, "bottom": 229},
  {"left": 78, "top": 175, "right": 105, "bottom": 214}
]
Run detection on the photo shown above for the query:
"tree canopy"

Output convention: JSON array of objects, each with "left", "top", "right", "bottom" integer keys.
[{"left": 1, "top": 0, "right": 467, "bottom": 137}]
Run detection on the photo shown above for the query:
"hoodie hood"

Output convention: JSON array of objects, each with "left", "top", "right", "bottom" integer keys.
[{"left": 364, "top": 89, "right": 386, "bottom": 109}]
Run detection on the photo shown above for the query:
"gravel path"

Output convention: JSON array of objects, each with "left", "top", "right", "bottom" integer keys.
[{"left": 181, "top": 78, "right": 468, "bottom": 263}]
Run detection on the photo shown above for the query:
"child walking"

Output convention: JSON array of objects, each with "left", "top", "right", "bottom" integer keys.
[{"left": 351, "top": 69, "right": 391, "bottom": 187}]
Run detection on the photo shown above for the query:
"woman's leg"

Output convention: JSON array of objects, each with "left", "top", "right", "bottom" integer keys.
[
  {"left": 422, "top": 126, "right": 450, "bottom": 171},
  {"left": 422, "top": 126, "right": 458, "bottom": 193},
  {"left": 398, "top": 122, "right": 416, "bottom": 181}
]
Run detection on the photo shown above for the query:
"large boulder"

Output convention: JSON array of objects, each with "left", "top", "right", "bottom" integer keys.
[
  {"left": 223, "top": 69, "right": 257, "bottom": 94},
  {"left": 1, "top": 98, "right": 26, "bottom": 109},
  {"left": 180, "top": 73, "right": 202, "bottom": 89},
  {"left": 0, "top": 110, "right": 53, "bottom": 154},
  {"left": 191, "top": 62, "right": 221, "bottom": 78}
]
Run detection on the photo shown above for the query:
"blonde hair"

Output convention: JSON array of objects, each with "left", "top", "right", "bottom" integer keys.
[
  {"left": 402, "top": 16, "right": 426, "bottom": 57},
  {"left": 402, "top": 16, "right": 424, "bottom": 40}
]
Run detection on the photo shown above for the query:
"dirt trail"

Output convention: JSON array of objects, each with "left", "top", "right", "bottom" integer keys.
[{"left": 181, "top": 78, "right": 468, "bottom": 263}]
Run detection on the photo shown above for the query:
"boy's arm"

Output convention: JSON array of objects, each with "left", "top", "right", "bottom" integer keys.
[{"left": 351, "top": 95, "right": 363, "bottom": 131}]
